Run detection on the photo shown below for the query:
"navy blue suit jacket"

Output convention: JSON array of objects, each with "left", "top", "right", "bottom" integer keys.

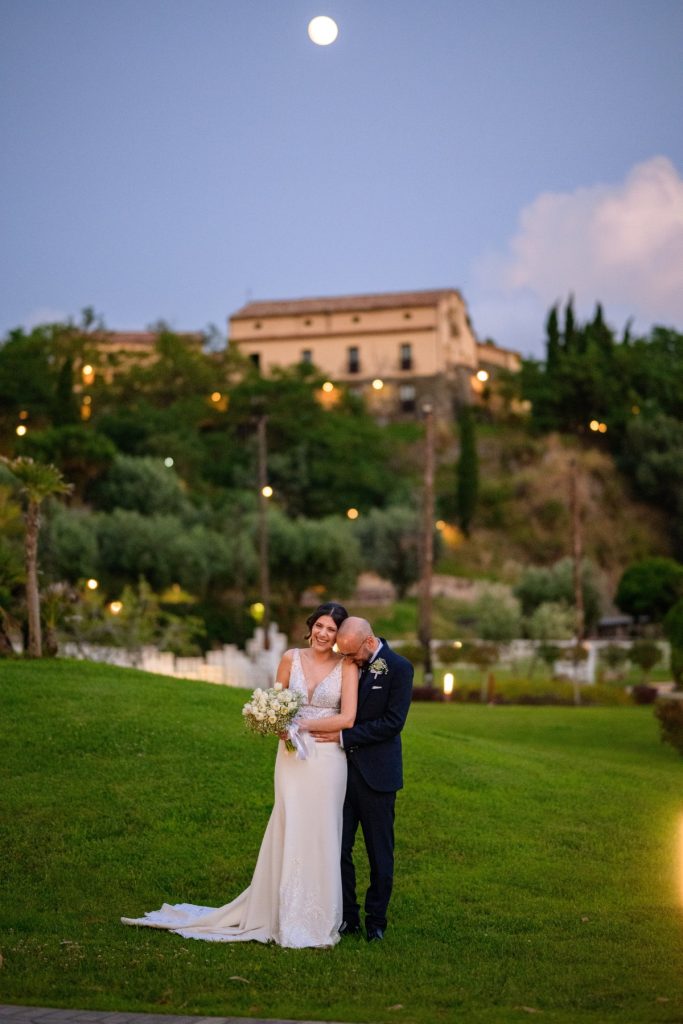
[{"left": 341, "top": 639, "right": 414, "bottom": 793}]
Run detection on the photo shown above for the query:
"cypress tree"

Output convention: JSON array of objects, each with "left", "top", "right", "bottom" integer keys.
[
  {"left": 456, "top": 406, "right": 478, "bottom": 536},
  {"left": 546, "top": 305, "right": 560, "bottom": 372}
]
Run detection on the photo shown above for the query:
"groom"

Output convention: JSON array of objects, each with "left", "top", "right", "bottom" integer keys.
[{"left": 310, "top": 616, "right": 414, "bottom": 942}]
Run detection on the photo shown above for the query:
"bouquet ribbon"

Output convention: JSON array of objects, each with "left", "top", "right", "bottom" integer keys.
[{"left": 286, "top": 724, "right": 315, "bottom": 760}]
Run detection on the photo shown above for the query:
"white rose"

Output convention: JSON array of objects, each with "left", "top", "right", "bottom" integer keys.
[
  {"left": 254, "top": 711, "right": 265, "bottom": 721},
  {"left": 253, "top": 688, "right": 263, "bottom": 697},
  {"left": 268, "top": 713, "right": 277, "bottom": 723},
  {"left": 242, "top": 705, "right": 252, "bottom": 716}
]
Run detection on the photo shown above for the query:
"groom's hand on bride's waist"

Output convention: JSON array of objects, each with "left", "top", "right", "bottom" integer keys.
[{"left": 310, "top": 730, "right": 341, "bottom": 744}]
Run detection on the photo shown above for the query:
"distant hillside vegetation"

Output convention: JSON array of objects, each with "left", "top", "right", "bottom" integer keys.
[{"left": 436, "top": 423, "right": 670, "bottom": 603}]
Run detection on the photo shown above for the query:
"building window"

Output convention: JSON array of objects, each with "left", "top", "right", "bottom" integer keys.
[
  {"left": 403, "top": 312, "right": 412, "bottom": 320},
  {"left": 249, "top": 353, "right": 261, "bottom": 369},
  {"left": 351, "top": 315, "right": 360, "bottom": 323},
  {"left": 304, "top": 318, "right": 312, "bottom": 326},
  {"left": 253, "top": 321, "right": 262, "bottom": 330},
  {"left": 301, "top": 349, "right": 313, "bottom": 364},
  {"left": 399, "top": 385, "right": 416, "bottom": 412},
  {"left": 348, "top": 346, "right": 360, "bottom": 374},
  {"left": 400, "top": 342, "right": 413, "bottom": 371}
]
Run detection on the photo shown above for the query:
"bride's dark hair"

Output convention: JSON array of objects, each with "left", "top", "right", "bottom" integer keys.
[{"left": 304, "top": 602, "right": 349, "bottom": 639}]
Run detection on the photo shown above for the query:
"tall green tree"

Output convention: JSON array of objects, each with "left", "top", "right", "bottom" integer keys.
[
  {"left": 266, "top": 509, "right": 360, "bottom": 633},
  {"left": 353, "top": 506, "right": 436, "bottom": 599},
  {"left": 1, "top": 457, "right": 72, "bottom": 657},
  {"left": 455, "top": 407, "right": 478, "bottom": 536}
]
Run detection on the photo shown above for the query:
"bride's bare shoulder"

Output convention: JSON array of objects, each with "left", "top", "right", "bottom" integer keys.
[
  {"left": 276, "top": 648, "right": 298, "bottom": 687},
  {"left": 341, "top": 658, "right": 359, "bottom": 681}
]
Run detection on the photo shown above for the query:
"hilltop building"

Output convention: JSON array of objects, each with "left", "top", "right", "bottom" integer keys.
[{"left": 229, "top": 288, "right": 520, "bottom": 419}]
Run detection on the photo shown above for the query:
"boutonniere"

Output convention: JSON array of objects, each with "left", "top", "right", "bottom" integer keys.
[{"left": 369, "top": 658, "right": 389, "bottom": 679}]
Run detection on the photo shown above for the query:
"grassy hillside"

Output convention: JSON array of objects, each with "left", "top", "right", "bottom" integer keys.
[
  {"left": 436, "top": 424, "right": 670, "bottom": 597},
  {"left": 1, "top": 659, "right": 682, "bottom": 1024}
]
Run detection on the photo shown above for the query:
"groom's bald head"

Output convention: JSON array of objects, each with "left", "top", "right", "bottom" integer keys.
[
  {"left": 337, "top": 616, "right": 371, "bottom": 643},
  {"left": 336, "top": 617, "right": 378, "bottom": 665}
]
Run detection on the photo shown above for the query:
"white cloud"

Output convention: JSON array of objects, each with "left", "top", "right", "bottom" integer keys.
[{"left": 472, "top": 157, "right": 683, "bottom": 355}]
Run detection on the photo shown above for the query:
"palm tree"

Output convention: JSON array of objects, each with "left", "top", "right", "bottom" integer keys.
[{"left": 1, "top": 457, "right": 72, "bottom": 657}]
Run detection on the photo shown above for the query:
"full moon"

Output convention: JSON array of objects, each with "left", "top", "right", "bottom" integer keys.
[{"left": 307, "top": 16, "right": 339, "bottom": 46}]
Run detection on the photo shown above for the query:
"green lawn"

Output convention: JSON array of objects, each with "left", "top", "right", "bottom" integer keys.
[{"left": 1, "top": 659, "right": 682, "bottom": 1024}]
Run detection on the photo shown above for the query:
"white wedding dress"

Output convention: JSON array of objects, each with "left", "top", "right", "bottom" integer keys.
[{"left": 121, "top": 650, "right": 347, "bottom": 948}]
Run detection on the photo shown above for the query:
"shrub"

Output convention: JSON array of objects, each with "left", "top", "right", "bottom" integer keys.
[
  {"left": 616, "top": 557, "right": 683, "bottom": 622},
  {"left": 663, "top": 599, "right": 683, "bottom": 687},
  {"left": 631, "top": 684, "right": 658, "bottom": 705},
  {"left": 411, "top": 686, "right": 445, "bottom": 702},
  {"left": 434, "top": 642, "right": 461, "bottom": 664},
  {"left": 472, "top": 584, "right": 522, "bottom": 642},
  {"left": 628, "top": 640, "right": 662, "bottom": 681},
  {"left": 654, "top": 694, "right": 683, "bottom": 755},
  {"left": 527, "top": 601, "right": 575, "bottom": 642},
  {"left": 394, "top": 641, "right": 425, "bottom": 664},
  {"left": 599, "top": 643, "right": 630, "bottom": 678}
]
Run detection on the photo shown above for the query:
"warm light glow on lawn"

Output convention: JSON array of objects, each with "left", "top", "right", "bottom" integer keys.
[{"left": 443, "top": 672, "right": 454, "bottom": 696}]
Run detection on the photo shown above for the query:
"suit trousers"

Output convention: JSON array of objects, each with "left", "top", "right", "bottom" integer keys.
[{"left": 341, "top": 759, "right": 396, "bottom": 932}]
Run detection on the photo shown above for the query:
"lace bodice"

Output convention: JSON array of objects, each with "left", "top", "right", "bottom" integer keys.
[{"left": 289, "top": 649, "right": 342, "bottom": 721}]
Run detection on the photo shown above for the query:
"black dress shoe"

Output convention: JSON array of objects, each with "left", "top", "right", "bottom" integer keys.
[
  {"left": 339, "top": 920, "right": 361, "bottom": 937},
  {"left": 366, "top": 927, "right": 384, "bottom": 942}
]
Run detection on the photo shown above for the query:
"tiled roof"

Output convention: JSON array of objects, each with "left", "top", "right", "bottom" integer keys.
[
  {"left": 97, "top": 332, "right": 157, "bottom": 348},
  {"left": 95, "top": 331, "right": 202, "bottom": 348},
  {"left": 476, "top": 340, "right": 521, "bottom": 358},
  {"left": 231, "top": 288, "right": 461, "bottom": 320}
]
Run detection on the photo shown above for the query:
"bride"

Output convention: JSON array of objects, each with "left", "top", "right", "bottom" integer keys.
[{"left": 121, "top": 602, "right": 358, "bottom": 948}]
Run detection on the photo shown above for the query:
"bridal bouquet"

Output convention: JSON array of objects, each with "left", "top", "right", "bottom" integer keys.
[{"left": 242, "top": 683, "right": 303, "bottom": 751}]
